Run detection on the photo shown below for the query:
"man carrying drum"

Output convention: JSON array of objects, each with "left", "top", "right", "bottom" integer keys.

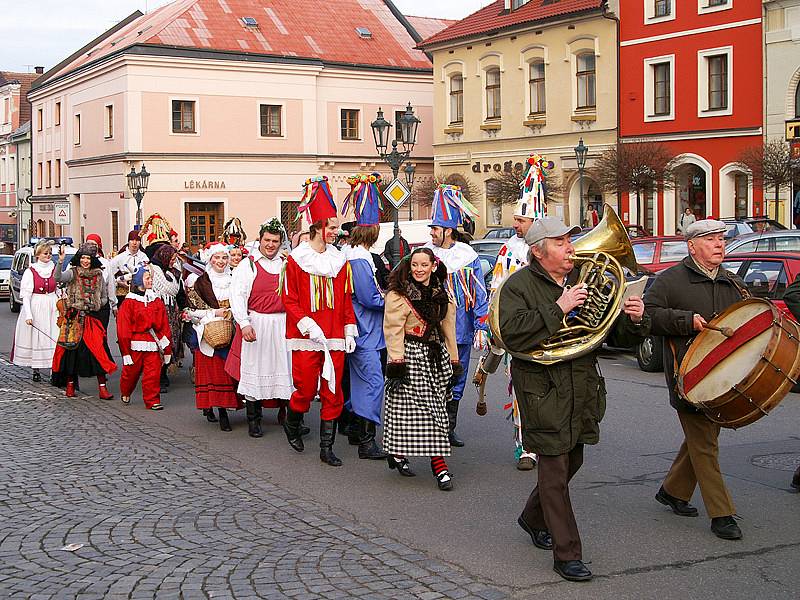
[{"left": 644, "top": 219, "right": 747, "bottom": 540}]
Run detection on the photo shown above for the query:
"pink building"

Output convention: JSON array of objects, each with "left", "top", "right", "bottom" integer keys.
[{"left": 27, "top": 0, "right": 450, "bottom": 250}]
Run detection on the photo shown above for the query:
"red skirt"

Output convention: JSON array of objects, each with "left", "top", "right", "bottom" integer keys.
[{"left": 193, "top": 350, "right": 241, "bottom": 410}]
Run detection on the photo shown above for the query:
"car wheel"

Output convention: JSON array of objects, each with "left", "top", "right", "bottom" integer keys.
[
  {"left": 636, "top": 335, "right": 663, "bottom": 372},
  {"left": 9, "top": 295, "right": 20, "bottom": 313}
]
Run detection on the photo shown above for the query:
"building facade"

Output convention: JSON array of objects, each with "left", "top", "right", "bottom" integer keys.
[
  {"left": 420, "top": 0, "right": 620, "bottom": 232},
  {"left": 27, "top": 0, "right": 449, "bottom": 251},
  {"left": 619, "top": 0, "right": 764, "bottom": 235}
]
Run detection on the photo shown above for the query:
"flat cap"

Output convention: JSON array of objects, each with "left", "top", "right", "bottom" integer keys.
[
  {"left": 525, "top": 217, "right": 581, "bottom": 246},
  {"left": 685, "top": 219, "right": 727, "bottom": 240}
]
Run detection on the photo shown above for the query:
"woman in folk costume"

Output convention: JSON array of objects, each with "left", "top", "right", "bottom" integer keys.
[
  {"left": 281, "top": 176, "right": 358, "bottom": 467},
  {"left": 53, "top": 245, "right": 117, "bottom": 399},
  {"left": 425, "top": 184, "right": 489, "bottom": 447},
  {"left": 117, "top": 265, "right": 172, "bottom": 410},
  {"left": 183, "top": 243, "right": 241, "bottom": 431},
  {"left": 226, "top": 218, "right": 293, "bottom": 438},
  {"left": 340, "top": 174, "right": 389, "bottom": 460},
  {"left": 84, "top": 233, "right": 118, "bottom": 323},
  {"left": 12, "top": 241, "right": 59, "bottom": 381},
  {"left": 383, "top": 248, "right": 461, "bottom": 490},
  {"left": 148, "top": 242, "right": 182, "bottom": 393}
]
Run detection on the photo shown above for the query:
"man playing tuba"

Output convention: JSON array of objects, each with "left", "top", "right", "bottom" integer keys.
[{"left": 498, "top": 217, "right": 647, "bottom": 582}]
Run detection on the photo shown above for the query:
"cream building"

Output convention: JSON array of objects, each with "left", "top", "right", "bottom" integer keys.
[{"left": 419, "top": 0, "right": 619, "bottom": 233}]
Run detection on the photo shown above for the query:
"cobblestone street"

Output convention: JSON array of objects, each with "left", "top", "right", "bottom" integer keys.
[{"left": 0, "top": 359, "right": 508, "bottom": 600}]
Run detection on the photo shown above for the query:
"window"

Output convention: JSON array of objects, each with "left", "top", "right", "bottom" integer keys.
[
  {"left": 576, "top": 53, "right": 596, "bottom": 109},
  {"left": 485, "top": 179, "right": 502, "bottom": 225},
  {"left": 74, "top": 114, "right": 81, "bottom": 145},
  {"left": 37, "top": 163, "right": 42, "bottom": 189},
  {"left": 259, "top": 104, "right": 282, "bottom": 137},
  {"left": 37, "top": 108, "right": 43, "bottom": 131},
  {"left": 104, "top": 104, "right": 113, "bottom": 139},
  {"left": 708, "top": 0, "right": 727, "bottom": 6},
  {"left": 111, "top": 210, "right": 119, "bottom": 251},
  {"left": 172, "top": 100, "right": 196, "bottom": 133},
  {"left": 795, "top": 81, "right": 800, "bottom": 118},
  {"left": 54, "top": 102, "right": 61, "bottom": 126},
  {"left": 708, "top": 54, "right": 728, "bottom": 110},
  {"left": 653, "top": 62, "right": 670, "bottom": 116},
  {"left": 698, "top": 0, "right": 732, "bottom": 14},
  {"left": 774, "top": 237, "right": 800, "bottom": 252},
  {"left": 742, "top": 261, "right": 787, "bottom": 299},
  {"left": 450, "top": 74, "right": 464, "bottom": 124},
  {"left": 340, "top": 109, "right": 360, "bottom": 140},
  {"left": 633, "top": 242, "right": 656, "bottom": 264},
  {"left": 54, "top": 159, "right": 61, "bottom": 188},
  {"left": 485, "top": 68, "right": 501, "bottom": 119},
  {"left": 511, "top": 0, "right": 529, "bottom": 8},
  {"left": 46, "top": 161, "right": 51, "bottom": 188},
  {"left": 394, "top": 110, "right": 405, "bottom": 141},
  {"left": 2, "top": 98, "right": 8, "bottom": 123},
  {"left": 660, "top": 241, "right": 688, "bottom": 261},
  {"left": 529, "top": 60, "right": 546, "bottom": 115},
  {"left": 655, "top": 0, "right": 671, "bottom": 17}
]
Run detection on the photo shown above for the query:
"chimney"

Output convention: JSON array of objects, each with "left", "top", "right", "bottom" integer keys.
[{"left": 34, "top": 66, "right": 44, "bottom": 74}]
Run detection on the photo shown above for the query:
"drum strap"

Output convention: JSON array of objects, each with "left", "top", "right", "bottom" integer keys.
[{"left": 681, "top": 311, "right": 773, "bottom": 394}]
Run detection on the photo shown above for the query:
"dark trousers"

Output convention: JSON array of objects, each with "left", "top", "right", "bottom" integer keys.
[{"left": 521, "top": 444, "right": 584, "bottom": 561}]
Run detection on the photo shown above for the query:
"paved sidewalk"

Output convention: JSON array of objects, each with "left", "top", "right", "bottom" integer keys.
[{"left": 0, "top": 359, "right": 509, "bottom": 600}]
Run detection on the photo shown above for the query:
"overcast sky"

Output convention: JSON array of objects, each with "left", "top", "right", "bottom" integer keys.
[{"left": 1, "top": 0, "right": 494, "bottom": 73}]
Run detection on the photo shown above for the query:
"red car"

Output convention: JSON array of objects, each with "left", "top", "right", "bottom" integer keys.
[
  {"left": 632, "top": 236, "right": 688, "bottom": 274},
  {"left": 635, "top": 252, "right": 800, "bottom": 372}
]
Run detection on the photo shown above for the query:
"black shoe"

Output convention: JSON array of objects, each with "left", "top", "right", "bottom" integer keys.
[
  {"left": 711, "top": 516, "right": 742, "bottom": 540},
  {"left": 246, "top": 402, "right": 263, "bottom": 438},
  {"left": 203, "top": 408, "right": 218, "bottom": 423},
  {"left": 791, "top": 465, "right": 800, "bottom": 491},
  {"left": 434, "top": 470, "right": 453, "bottom": 491},
  {"left": 655, "top": 486, "right": 699, "bottom": 517},
  {"left": 553, "top": 560, "right": 592, "bottom": 582},
  {"left": 300, "top": 424, "right": 311, "bottom": 437},
  {"left": 387, "top": 455, "right": 415, "bottom": 477},
  {"left": 319, "top": 419, "right": 342, "bottom": 467},
  {"left": 283, "top": 409, "right": 305, "bottom": 452},
  {"left": 446, "top": 400, "right": 464, "bottom": 447},
  {"left": 357, "top": 418, "right": 388, "bottom": 460},
  {"left": 218, "top": 408, "right": 232, "bottom": 432},
  {"left": 32, "top": 370, "right": 41, "bottom": 382},
  {"left": 517, "top": 516, "right": 553, "bottom": 550}
]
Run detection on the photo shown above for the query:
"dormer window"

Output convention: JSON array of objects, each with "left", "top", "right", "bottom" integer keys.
[{"left": 511, "top": 0, "right": 530, "bottom": 9}]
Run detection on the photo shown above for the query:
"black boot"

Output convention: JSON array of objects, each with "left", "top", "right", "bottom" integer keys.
[
  {"left": 300, "top": 417, "right": 311, "bottom": 437},
  {"left": 339, "top": 408, "right": 360, "bottom": 445},
  {"left": 218, "top": 408, "right": 232, "bottom": 432},
  {"left": 283, "top": 408, "right": 305, "bottom": 452},
  {"left": 203, "top": 408, "right": 218, "bottom": 423},
  {"left": 247, "top": 401, "right": 263, "bottom": 438},
  {"left": 337, "top": 407, "right": 353, "bottom": 435},
  {"left": 446, "top": 400, "right": 464, "bottom": 447},
  {"left": 358, "top": 417, "right": 388, "bottom": 460},
  {"left": 319, "top": 420, "right": 342, "bottom": 467}
]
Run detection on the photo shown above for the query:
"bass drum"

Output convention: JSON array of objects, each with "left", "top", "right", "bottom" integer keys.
[{"left": 677, "top": 298, "right": 800, "bottom": 429}]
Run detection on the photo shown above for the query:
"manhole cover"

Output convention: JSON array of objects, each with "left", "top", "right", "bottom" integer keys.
[{"left": 750, "top": 453, "right": 800, "bottom": 472}]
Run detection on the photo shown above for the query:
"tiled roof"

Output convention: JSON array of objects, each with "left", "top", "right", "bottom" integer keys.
[
  {"left": 405, "top": 15, "right": 457, "bottom": 41},
  {"left": 0, "top": 71, "right": 37, "bottom": 125},
  {"left": 419, "top": 0, "right": 603, "bottom": 48},
  {"left": 44, "top": 0, "right": 439, "bottom": 85}
]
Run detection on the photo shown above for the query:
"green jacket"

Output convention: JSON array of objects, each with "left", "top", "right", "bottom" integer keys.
[{"left": 498, "top": 260, "right": 648, "bottom": 456}]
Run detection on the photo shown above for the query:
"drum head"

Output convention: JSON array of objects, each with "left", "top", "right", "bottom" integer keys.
[{"left": 680, "top": 300, "right": 775, "bottom": 406}]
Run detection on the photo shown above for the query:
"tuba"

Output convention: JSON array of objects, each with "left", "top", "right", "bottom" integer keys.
[{"left": 488, "top": 205, "right": 643, "bottom": 365}]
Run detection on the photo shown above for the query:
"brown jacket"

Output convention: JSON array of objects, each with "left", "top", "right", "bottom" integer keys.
[{"left": 383, "top": 290, "right": 458, "bottom": 362}]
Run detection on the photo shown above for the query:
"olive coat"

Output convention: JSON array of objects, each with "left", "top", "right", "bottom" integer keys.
[{"left": 498, "top": 260, "right": 648, "bottom": 456}]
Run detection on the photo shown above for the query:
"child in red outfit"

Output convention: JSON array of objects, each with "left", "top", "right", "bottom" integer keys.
[{"left": 116, "top": 266, "right": 172, "bottom": 410}]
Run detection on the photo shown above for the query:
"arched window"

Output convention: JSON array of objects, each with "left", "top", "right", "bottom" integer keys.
[
  {"left": 576, "top": 53, "right": 596, "bottom": 109},
  {"left": 529, "top": 60, "right": 546, "bottom": 115},
  {"left": 485, "top": 68, "right": 501, "bottom": 119},
  {"left": 795, "top": 80, "right": 800, "bottom": 118},
  {"left": 450, "top": 74, "right": 463, "bottom": 124}
]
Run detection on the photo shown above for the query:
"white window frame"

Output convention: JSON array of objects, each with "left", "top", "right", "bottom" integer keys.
[
  {"left": 169, "top": 96, "right": 200, "bottom": 137},
  {"left": 644, "top": 54, "right": 675, "bottom": 122},
  {"left": 449, "top": 73, "right": 464, "bottom": 125},
  {"left": 104, "top": 103, "right": 114, "bottom": 140},
  {"left": 338, "top": 106, "right": 362, "bottom": 142},
  {"left": 698, "top": 0, "right": 732, "bottom": 15},
  {"left": 644, "top": 0, "right": 676, "bottom": 24},
  {"left": 257, "top": 101, "right": 286, "bottom": 139},
  {"left": 697, "top": 46, "right": 733, "bottom": 117},
  {"left": 573, "top": 52, "right": 597, "bottom": 112}
]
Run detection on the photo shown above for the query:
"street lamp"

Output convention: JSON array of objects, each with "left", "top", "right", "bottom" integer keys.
[
  {"left": 574, "top": 138, "right": 588, "bottom": 227},
  {"left": 404, "top": 162, "right": 416, "bottom": 220},
  {"left": 371, "top": 103, "right": 420, "bottom": 266},
  {"left": 126, "top": 163, "right": 150, "bottom": 228}
]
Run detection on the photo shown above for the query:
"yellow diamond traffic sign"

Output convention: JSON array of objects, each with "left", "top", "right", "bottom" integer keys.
[{"left": 384, "top": 179, "right": 411, "bottom": 209}]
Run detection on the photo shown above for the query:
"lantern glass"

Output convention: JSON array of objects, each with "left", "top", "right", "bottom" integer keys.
[
  {"left": 399, "top": 102, "right": 420, "bottom": 152},
  {"left": 139, "top": 163, "right": 150, "bottom": 192},
  {"left": 371, "top": 108, "right": 391, "bottom": 156},
  {"left": 574, "top": 138, "right": 588, "bottom": 170},
  {"left": 404, "top": 163, "right": 415, "bottom": 188}
]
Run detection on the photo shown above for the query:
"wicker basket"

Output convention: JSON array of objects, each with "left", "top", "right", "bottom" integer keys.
[{"left": 203, "top": 317, "right": 234, "bottom": 349}]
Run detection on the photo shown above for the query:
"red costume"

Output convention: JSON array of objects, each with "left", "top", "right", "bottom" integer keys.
[{"left": 117, "top": 293, "right": 172, "bottom": 409}]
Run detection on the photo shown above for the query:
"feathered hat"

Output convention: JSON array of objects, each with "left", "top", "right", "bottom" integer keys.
[
  {"left": 222, "top": 217, "right": 246, "bottom": 245},
  {"left": 139, "top": 213, "right": 173, "bottom": 248},
  {"left": 516, "top": 153, "right": 554, "bottom": 219},
  {"left": 297, "top": 176, "right": 337, "bottom": 225},
  {"left": 341, "top": 173, "right": 384, "bottom": 226},
  {"left": 430, "top": 184, "right": 478, "bottom": 230}
]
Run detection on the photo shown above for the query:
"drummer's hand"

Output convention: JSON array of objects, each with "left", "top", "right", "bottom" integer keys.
[
  {"left": 623, "top": 296, "right": 644, "bottom": 323},
  {"left": 693, "top": 314, "right": 707, "bottom": 332},
  {"left": 242, "top": 325, "right": 257, "bottom": 342},
  {"left": 25, "top": 319, "right": 32, "bottom": 326},
  {"left": 556, "top": 283, "right": 588, "bottom": 314}
]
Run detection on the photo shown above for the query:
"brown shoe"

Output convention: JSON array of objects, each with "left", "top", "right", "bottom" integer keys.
[{"left": 517, "top": 456, "right": 536, "bottom": 471}]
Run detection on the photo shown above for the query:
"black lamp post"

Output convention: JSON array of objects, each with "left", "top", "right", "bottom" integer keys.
[
  {"left": 404, "top": 162, "right": 415, "bottom": 220},
  {"left": 574, "top": 138, "right": 588, "bottom": 227},
  {"left": 126, "top": 163, "right": 150, "bottom": 228},
  {"left": 371, "top": 102, "right": 420, "bottom": 265}
]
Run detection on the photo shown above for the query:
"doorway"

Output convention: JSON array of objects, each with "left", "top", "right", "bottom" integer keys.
[{"left": 185, "top": 202, "right": 224, "bottom": 250}]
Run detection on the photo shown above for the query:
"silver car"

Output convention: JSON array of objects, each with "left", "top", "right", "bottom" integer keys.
[{"left": 726, "top": 230, "right": 800, "bottom": 255}]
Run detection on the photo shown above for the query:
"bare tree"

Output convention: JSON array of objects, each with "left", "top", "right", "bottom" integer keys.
[
  {"left": 591, "top": 140, "right": 677, "bottom": 226},
  {"left": 413, "top": 173, "right": 482, "bottom": 211},
  {"left": 736, "top": 140, "right": 799, "bottom": 219}
]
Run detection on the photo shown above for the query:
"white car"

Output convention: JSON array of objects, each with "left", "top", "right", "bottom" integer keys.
[{"left": 0, "top": 254, "right": 12, "bottom": 300}]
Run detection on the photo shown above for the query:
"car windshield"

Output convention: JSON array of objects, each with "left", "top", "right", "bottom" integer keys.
[{"left": 0, "top": 256, "right": 12, "bottom": 269}]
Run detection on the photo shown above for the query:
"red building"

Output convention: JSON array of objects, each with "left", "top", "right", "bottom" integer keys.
[{"left": 619, "top": 0, "right": 763, "bottom": 235}]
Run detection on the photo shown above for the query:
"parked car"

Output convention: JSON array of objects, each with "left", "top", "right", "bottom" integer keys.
[
  {"left": 9, "top": 238, "right": 76, "bottom": 313},
  {"left": 470, "top": 239, "right": 506, "bottom": 256},
  {"left": 634, "top": 252, "right": 800, "bottom": 373},
  {"left": 725, "top": 229, "right": 800, "bottom": 255},
  {"left": 0, "top": 254, "right": 12, "bottom": 300},
  {"left": 477, "top": 253, "right": 497, "bottom": 289},
  {"left": 481, "top": 227, "right": 515, "bottom": 240},
  {"left": 625, "top": 224, "right": 652, "bottom": 238},
  {"left": 722, "top": 216, "right": 786, "bottom": 234},
  {"left": 631, "top": 236, "right": 688, "bottom": 274}
]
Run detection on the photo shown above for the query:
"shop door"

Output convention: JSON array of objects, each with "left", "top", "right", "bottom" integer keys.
[{"left": 185, "top": 202, "right": 224, "bottom": 250}]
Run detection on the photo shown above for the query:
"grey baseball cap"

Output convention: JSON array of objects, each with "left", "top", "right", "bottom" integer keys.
[{"left": 525, "top": 218, "right": 581, "bottom": 246}]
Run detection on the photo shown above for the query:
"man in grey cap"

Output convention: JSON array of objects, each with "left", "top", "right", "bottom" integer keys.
[
  {"left": 498, "top": 217, "right": 647, "bottom": 582},
  {"left": 644, "top": 219, "right": 747, "bottom": 541}
]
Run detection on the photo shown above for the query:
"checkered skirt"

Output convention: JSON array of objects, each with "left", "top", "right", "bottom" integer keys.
[{"left": 383, "top": 339, "right": 453, "bottom": 457}]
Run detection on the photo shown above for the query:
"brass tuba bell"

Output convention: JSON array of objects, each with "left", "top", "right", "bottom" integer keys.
[{"left": 488, "top": 205, "right": 642, "bottom": 364}]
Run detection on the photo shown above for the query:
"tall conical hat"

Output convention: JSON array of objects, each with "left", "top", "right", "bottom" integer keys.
[
  {"left": 341, "top": 172, "right": 384, "bottom": 226},
  {"left": 430, "top": 184, "right": 479, "bottom": 229},
  {"left": 297, "top": 176, "right": 337, "bottom": 224}
]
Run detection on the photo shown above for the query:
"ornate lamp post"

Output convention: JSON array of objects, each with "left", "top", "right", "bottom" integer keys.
[
  {"left": 574, "top": 138, "right": 588, "bottom": 227},
  {"left": 126, "top": 163, "right": 150, "bottom": 228},
  {"left": 371, "top": 102, "right": 420, "bottom": 265},
  {"left": 404, "top": 162, "right": 416, "bottom": 220}
]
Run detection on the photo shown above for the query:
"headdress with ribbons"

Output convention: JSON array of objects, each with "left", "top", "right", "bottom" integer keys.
[
  {"left": 222, "top": 217, "right": 247, "bottom": 245},
  {"left": 140, "top": 213, "right": 173, "bottom": 248},
  {"left": 297, "top": 176, "right": 337, "bottom": 225},
  {"left": 430, "top": 184, "right": 478, "bottom": 230},
  {"left": 341, "top": 173, "right": 384, "bottom": 226}
]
